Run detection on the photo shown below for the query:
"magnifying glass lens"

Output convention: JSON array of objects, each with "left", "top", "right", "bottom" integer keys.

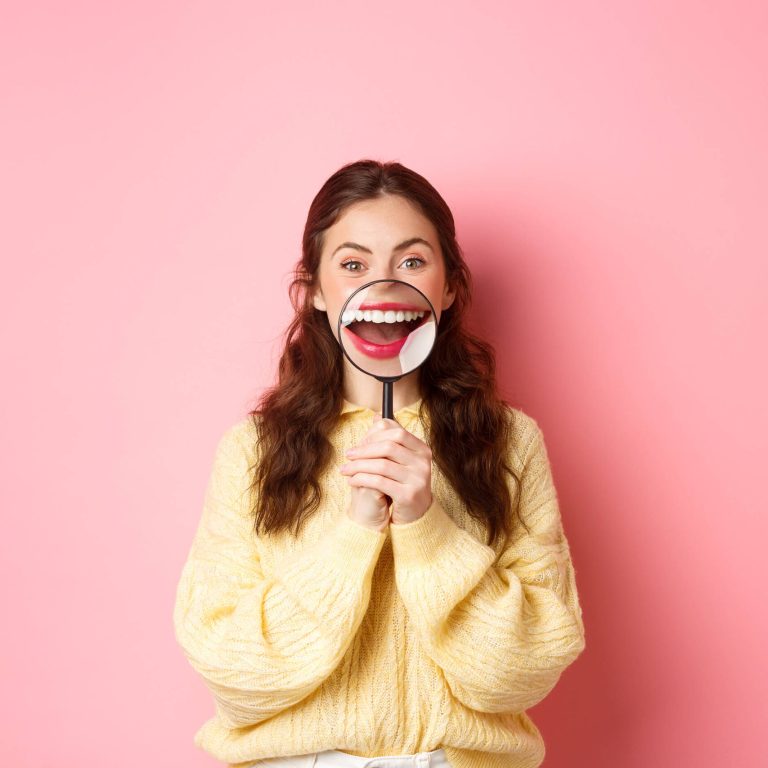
[{"left": 337, "top": 280, "right": 437, "bottom": 380}]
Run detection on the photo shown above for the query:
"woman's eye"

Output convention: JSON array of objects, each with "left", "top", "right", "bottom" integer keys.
[
  {"left": 402, "top": 257, "right": 425, "bottom": 269},
  {"left": 340, "top": 260, "right": 364, "bottom": 272}
]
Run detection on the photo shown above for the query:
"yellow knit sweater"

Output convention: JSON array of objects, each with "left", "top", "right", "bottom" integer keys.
[{"left": 173, "top": 398, "right": 586, "bottom": 768}]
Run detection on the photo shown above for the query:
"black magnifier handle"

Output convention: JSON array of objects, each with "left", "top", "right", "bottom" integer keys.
[
  {"left": 381, "top": 379, "right": 395, "bottom": 420},
  {"left": 379, "top": 377, "right": 400, "bottom": 509}
]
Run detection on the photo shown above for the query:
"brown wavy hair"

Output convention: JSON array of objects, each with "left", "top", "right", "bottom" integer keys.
[{"left": 247, "top": 159, "right": 528, "bottom": 548}]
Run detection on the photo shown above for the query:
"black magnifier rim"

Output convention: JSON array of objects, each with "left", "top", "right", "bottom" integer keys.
[{"left": 336, "top": 278, "right": 437, "bottom": 379}]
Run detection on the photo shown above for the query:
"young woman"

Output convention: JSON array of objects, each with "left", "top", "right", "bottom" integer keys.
[{"left": 173, "top": 160, "right": 586, "bottom": 768}]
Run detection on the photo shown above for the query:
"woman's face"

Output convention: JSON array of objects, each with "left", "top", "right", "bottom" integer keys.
[{"left": 312, "top": 194, "right": 456, "bottom": 346}]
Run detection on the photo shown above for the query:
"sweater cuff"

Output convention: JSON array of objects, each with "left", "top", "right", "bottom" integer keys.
[
  {"left": 314, "top": 509, "right": 388, "bottom": 579},
  {"left": 272, "top": 507, "right": 387, "bottom": 595},
  {"left": 389, "top": 498, "right": 494, "bottom": 569},
  {"left": 336, "top": 509, "right": 389, "bottom": 555}
]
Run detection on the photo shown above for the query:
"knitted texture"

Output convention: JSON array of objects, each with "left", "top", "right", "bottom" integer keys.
[{"left": 173, "top": 399, "right": 586, "bottom": 768}]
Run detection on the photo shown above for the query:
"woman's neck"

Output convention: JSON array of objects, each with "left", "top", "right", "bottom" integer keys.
[{"left": 342, "top": 364, "right": 422, "bottom": 414}]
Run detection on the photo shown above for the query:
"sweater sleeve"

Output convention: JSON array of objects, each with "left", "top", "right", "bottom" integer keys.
[
  {"left": 173, "top": 419, "right": 387, "bottom": 729},
  {"left": 389, "top": 416, "right": 586, "bottom": 714}
]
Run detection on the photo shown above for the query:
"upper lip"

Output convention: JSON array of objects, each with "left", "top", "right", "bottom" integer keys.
[{"left": 355, "top": 302, "right": 429, "bottom": 313}]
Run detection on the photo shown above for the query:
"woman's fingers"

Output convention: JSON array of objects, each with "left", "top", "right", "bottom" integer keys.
[
  {"left": 341, "top": 457, "right": 410, "bottom": 482},
  {"left": 343, "top": 418, "right": 433, "bottom": 522},
  {"left": 345, "top": 472, "right": 400, "bottom": 497},
  {"left": 363, "top": 419, "right": 429, "bottom": 453},
  {"left": 348, "top": 438, "right": 414, "bottom": 466},
  {"left": 353, "top": 423, "right": 431, "bottom": 463},
  {"left": 346, "top": 471, "right": 429, "bottom": 516}
]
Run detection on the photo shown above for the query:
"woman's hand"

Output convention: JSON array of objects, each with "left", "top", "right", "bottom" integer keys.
[
  {"left": 341, "top": 416, "right": 433, "bottom": 526},
  {"left": 344, "top": 469, "right": 391, "bottom": 533}
]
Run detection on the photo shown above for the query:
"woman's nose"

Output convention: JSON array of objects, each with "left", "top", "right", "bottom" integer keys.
[{"left": 368, "top": 266, "right": 397, "bottom": 282}]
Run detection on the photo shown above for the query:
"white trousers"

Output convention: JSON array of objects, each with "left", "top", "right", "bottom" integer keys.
[{"left": 253, "top": 747, "right": 454, "bottom": 767}]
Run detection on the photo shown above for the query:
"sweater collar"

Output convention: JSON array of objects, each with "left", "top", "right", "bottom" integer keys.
[{"left": 340, "top": 397, "right": 424, "bottom": 421}]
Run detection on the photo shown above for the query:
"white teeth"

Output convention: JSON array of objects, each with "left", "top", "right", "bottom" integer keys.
[{"left": 341, "top": 308, "right": 426, "bottom": 325}]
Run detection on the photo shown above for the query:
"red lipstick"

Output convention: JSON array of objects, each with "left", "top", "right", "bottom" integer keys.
[{"left": 341, "top": 304, "right": 432, "bottom": 359}]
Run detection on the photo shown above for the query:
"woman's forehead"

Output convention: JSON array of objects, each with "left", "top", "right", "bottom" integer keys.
[{"left": 324, "top": 197, "right": 438, "bottom": 251}]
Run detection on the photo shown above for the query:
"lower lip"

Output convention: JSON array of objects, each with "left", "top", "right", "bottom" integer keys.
[{"left": 343, "top": 326, "right": 408, "bottom": 359}]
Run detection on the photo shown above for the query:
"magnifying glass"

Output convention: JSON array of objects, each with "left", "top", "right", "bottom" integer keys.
[{"left": 336, "top": 279, "right": 438, "bottom": 420}]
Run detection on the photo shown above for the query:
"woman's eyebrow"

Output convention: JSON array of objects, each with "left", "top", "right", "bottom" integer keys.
[{"left": 331, "top": 237, "right": 434, "bottom": 258}]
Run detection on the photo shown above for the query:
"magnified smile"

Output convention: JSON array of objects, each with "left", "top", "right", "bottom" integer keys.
[{"left": 341, "top": 302, "right": 431, "bottom": 359}]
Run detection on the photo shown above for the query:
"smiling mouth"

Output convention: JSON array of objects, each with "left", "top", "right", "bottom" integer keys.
[{"left": 340, "top": 302, "right": 431, "bottom": 359}]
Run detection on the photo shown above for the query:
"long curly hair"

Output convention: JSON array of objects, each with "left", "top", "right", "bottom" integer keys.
[{"left": 247, "top": 159, "right": 527, "bottom": 548}]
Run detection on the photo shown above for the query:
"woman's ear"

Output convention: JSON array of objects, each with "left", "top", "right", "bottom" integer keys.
[{"left": 312, "top": 286, "right": 327, "bottom": 311}]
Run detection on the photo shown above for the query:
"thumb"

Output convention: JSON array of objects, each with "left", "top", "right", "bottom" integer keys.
[{"left": 366, "top": 413, "right": 386, "bottom": 437}]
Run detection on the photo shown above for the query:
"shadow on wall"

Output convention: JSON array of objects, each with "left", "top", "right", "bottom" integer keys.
[{"left": 455, "top": 202, "right": 537, "bottom": 403}]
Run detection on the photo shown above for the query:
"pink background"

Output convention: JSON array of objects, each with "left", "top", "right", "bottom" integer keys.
[{"left": 1, "top": 2, "right": 765, "bottom": 766}]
